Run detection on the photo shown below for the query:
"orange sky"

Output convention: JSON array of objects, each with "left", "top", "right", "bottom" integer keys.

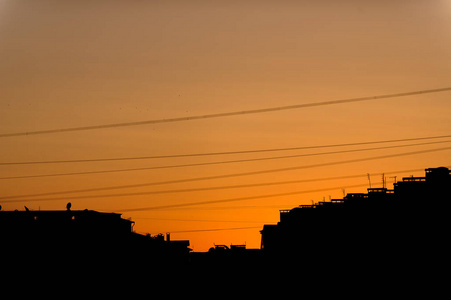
[{"left": 1, "top": 0, "right": 451, "bottom": 251}]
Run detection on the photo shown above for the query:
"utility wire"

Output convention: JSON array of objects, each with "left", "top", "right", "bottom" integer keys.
[
  {"left": 4, "top": 166, "right": 439, "bottom": 204},
  {"left": 1, "top": 134, "right": 450, "bottom": 165},
  {"left": 141, "top": 226, "right": 261, "bottom": 235},
  {"left": 1, "top": 145, "right": 449, "bottom": 201},
  {"left": 0, "top": 174, "right": 371, "bottom": 203},
  {"left": 1, "top": 87, "right": 450, "bottom": 138},
  {"left": 164, "top": 227, "right": 261, "bottom": 234},
  {"left": 134, "top": 217, "right": 267, "bottom": 224},
  {"left": 2, "top": 139, "right": 449, "bottom": 180},
  {"left": 116, "top": 184, "right": 370, "bottom": 212}
]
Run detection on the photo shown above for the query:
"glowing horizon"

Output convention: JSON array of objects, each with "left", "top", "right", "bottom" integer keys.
[{"left": 1, "top": 0, "right": 450, "bottom": 251}]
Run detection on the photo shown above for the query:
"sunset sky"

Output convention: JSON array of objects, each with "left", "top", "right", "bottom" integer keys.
[{"left": 1, "top": 0, "right": 451, "bottom": 251}]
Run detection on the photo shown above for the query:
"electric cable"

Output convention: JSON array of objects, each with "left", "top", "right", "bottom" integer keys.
[
  {"left": 1, "top": 87, "right": 450, "bottom": 137},
  {"left": 2, "top": 139, "right": 449, "bottom": 180},
  {"left": 2, "top": 134, "right": 450, "bottom": 165},
  {"left": 3, "top": 166, "right": 447, "bottom": 203},
  {"left": 1, "top": 146, "right": 449, "bottom": 201}
]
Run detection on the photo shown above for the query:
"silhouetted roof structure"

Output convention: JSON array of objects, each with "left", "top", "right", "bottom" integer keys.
[
  {"left": 260, "top": 167, "right": 450, "bottom": 265},
  {"left": 0, "top": 207, "right": 191, "bottom": 266},
  {"left": 0, "top": 209, "right": 133, "bottom": 237}
]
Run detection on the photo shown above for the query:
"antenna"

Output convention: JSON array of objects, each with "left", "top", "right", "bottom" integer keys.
[
  {"left": 382, "top": 173, "right": 385, "bottom": 188},
  {"left": 389, "top": 176, "right": 397, "bottom": 184},
  {"left": 367, "top": 173, "right": 372, "bottom": 188}
]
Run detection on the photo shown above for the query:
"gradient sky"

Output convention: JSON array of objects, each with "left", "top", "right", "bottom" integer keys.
[{"left": 1, "top": 0, "right": 451, "bottom": 251}]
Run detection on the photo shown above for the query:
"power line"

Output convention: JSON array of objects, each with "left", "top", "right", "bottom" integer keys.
[
  {"left": 111, "top": 164, "right": 450, "bottom": 212},
  {"left": 1, "top": 147, "right": 449, "bottom": 200},
  {"left": 165, "top": 226, "right": 261, "bottom": 234},
  {"left": 1, "top": 87, "right": 450, "bottom": 138},
  {"left": 2, "top": 139, "right": 449, "bottom": 180},
  {"left": 1, "top": 133, "right": 450, "bottom": 165},
  {"left": 4, "top": 166, "right": 438, "bottom": 204},
  {"left": 116, "top": 184, "right": 370, "bottom": 212},
  {"left": 1, "top": 144, "right": 449, "bottom": 201},
  {"left": 134, "top": 217, "right": 267, "bottom": 224},
  {"left": 0, "top": 174, "right": 370, "bottom": 203},
  {"left": 125, "top": 164, "right": 445, "bottom": 213}
]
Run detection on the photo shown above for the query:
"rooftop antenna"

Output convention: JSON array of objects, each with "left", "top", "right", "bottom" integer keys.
[
  {"left": 367, "top": 173, "right": 372, "bottom": 188},
  {"left": 382, "top": 173, "right": 385, "bottom": 188},
  {"left": 389, "top": 176, "right": 397, "bottom": 184}
]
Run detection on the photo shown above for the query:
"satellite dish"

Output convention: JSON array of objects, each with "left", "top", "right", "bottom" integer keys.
[{"left": 66, "top": 202, "right": 72, "bottom": 211}]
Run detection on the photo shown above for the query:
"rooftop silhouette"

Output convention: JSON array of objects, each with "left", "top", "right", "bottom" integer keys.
[
  {"left": 0, "top": 205, "right": 191, "bottom": 267},
  {"left": 1, "top": 167, "right": 449, "bottom": 270},
  {"left": 260, "top": 167, "right": 450, "bottom": 268}
]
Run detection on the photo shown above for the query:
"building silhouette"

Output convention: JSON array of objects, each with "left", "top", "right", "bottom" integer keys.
[
  {"left": 1, "top": 167, "right": 449, "bottom": 270},
  {"left": 0, "top": 207, "right": 191, "bottom": 266},
  {"left": 260, "top": 167, "right": 450, "bottom": 266}
]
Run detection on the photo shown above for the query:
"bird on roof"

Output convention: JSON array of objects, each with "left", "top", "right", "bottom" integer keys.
[{"left": 66, "top": 202, "right": 72, "bottom": 211}]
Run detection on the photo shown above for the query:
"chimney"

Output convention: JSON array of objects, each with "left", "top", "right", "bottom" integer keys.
[{"left": 166, "top": 232, "right": 170, "bottom": 242}]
